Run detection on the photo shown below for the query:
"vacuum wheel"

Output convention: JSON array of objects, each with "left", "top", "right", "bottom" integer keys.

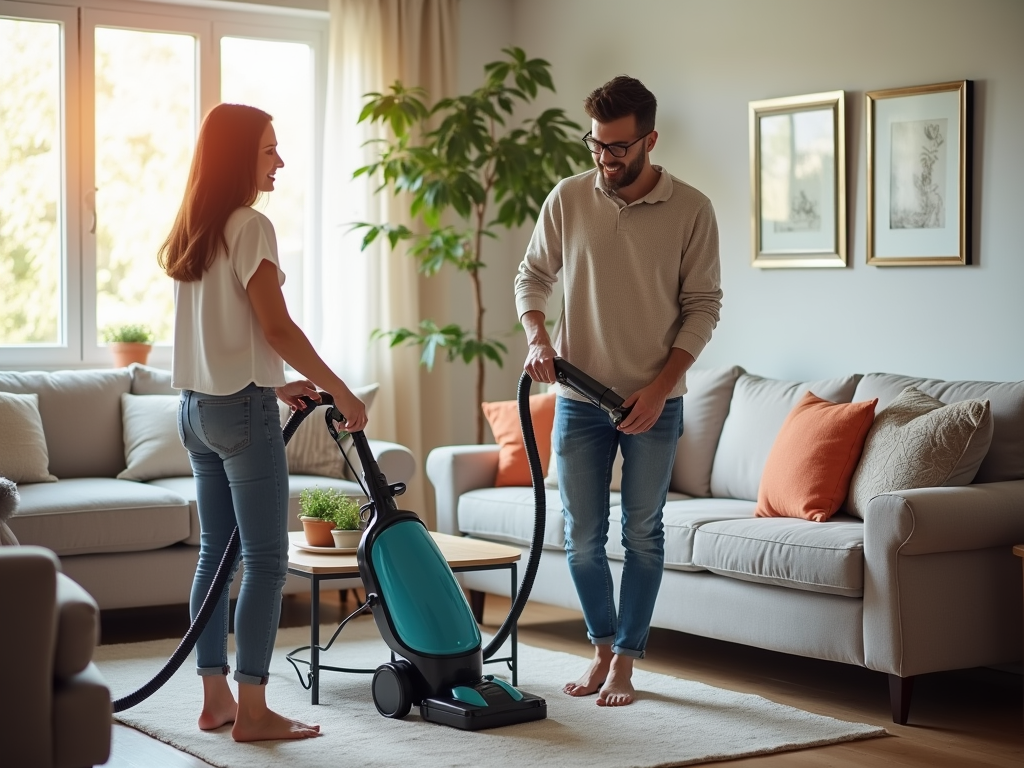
[{"left": 372, "top": 661, "right": 413, "bottom": 719}]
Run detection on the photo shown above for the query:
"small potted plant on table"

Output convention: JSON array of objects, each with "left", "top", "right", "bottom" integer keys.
[
  {"left": 298, "top": 487, "right": 363, "bottom": 548},
  {"left": 103, "top": 324, "right": 154, "bottom": 367}
]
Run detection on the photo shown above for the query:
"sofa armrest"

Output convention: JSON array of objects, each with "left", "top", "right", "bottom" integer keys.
[
  {"left": 366, "top": 439, "right": 417, "bottom": 486},
  {"left": 862, "top": 479, "right": 1024, "bottom": 677},
  {"left": 425, "top": 445, "right": 500, "bottom": 535},
  {"left": 863, "top": 479, "right": 1024, "bottom": 557},
  {"left": 0, "top": 545, "right": 60, "bottom": 767}
]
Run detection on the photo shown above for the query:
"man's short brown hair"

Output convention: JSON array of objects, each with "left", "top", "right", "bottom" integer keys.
[{"left": 583, "top": 76, "right": 657, "bottom": 136}]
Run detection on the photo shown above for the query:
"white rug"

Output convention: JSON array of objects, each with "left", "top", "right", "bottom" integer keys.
[{"left": 95, "top": 618, "right": 886, "bottom": 768}]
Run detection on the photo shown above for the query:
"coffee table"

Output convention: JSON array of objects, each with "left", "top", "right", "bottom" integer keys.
[{"left": 286, "top": 529, "right": 523, "bottom": 704}]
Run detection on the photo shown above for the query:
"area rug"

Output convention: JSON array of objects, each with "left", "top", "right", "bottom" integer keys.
[{"left": 95, "top": 618, "right": 886, "bottom": 768}]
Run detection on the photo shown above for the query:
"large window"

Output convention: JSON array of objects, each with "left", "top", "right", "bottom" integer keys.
[{"left": 0, "top": 0, "right": 326, "bottom": 368}]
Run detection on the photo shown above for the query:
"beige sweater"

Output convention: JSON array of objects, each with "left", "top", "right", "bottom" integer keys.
[{"left": 515, "top": 166, "right": 723, "bottom": 401}]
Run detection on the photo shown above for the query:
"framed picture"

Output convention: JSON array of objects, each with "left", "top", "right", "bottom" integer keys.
[
  {"left": 866, "top": 80, "right": 972, "bottom": 266},
  {"left": 749, "top": 90, "right": 846, "bottom": 268}
]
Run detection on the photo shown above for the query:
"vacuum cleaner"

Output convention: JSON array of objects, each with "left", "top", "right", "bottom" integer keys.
[{"left": 112, "top": 357, "right": 624, "bottom": 731}]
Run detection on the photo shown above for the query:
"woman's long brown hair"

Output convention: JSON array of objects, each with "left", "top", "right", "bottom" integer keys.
[{"left": 159, "top": 103, "right": 272, "bottom": 282}]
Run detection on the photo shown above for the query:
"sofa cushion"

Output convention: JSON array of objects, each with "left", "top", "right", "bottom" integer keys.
[
  {"left": 0, "top": 392, "right": 58, "bottom": 483},
  {"left": 755, "top": 393, "right": 877, "bottom": 522},
  {"left": 482, "top": 393, "right": 556, "bottom": 487},
  {"left": 118, "top": 394, "right": 193, "bottom": 481},
  {"left": 149, "top": 474, "right": 366, "bottom": 546},
  {"left": 0, "top": 369, "right": 132, "bottom": 478},
  {"left": 672, "top": 365, "right": 745, "bottom": 497},
  {"left": 457, "top": 486, "right": 568, "bottom": 550},
  {"left": 128, "top": 363, "right": 177, "bottom": 395},
  {"left": 710, "top": 373, "right": 862, "bottom": 501},
  {"left": 846, "top": 386, "right": 993, "bottom": 518},
  {"left": 692, "top": 515, "right": 865, "bottom": 597},
  {"left": 8, "top": 478, "right": 190, "bottom": 555},
  {"left": 852, "top": 373, "right": 1024, "bottom": 484},
  {"left": 606, "top": 497, "right": 755, "bottom": 571}
]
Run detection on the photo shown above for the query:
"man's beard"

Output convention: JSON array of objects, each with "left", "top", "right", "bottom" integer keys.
[{"left": 598, "top": 144, "right": 646, "bottom": 193}]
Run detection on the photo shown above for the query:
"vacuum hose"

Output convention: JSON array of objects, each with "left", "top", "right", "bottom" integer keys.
[
  {"left": 480, "top": 371, "right": 546, "bottom": 661},
  {"left": 112, "top": 396, "right": 329, "bottom": 712}
]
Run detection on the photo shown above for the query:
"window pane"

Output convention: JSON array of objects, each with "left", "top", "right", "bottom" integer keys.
[
  {"left": 221, "top": 36, "right": 313, "bottom": 313},
  {"left": 94, "top": 27, "right": 195, "bottom": 344},
  {"left": 0, "top": 18, "right": 62, "bottom": 345}
]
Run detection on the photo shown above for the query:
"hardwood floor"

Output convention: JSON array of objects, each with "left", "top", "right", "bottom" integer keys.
[{"left": 99, "top": 591, "right": 1023, "bottom": 767}]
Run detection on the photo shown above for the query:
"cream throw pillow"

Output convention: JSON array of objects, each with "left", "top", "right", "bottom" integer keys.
[
  {"left": 279, "top": 383, "right": 379, "bottom": 479},
  {"left": 118, "top": 394, "right": 192, "bottom": 481},
  {"left": 846, "top": 386, "right": 993, "bottom": 518},
  {"left": 0, "top": 392, "right": 58, "bottom": 483}
]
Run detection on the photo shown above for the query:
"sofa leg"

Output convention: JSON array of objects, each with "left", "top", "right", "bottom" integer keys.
[
  {"left": 469, "top": 590, "right": 485, "bottom": 624},
  {"left": 888, "top": 674, "right": 914, "bottom": 724}
]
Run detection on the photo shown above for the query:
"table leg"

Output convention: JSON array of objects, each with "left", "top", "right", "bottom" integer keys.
[{"left": 310, "top": 575, "right": 320, "bottom": 705}]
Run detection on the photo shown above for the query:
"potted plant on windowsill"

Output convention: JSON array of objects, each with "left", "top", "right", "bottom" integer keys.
[
  {"left": 103, "top": 324, "right": 154, "bottom": 367},
  {"left": 298, "top": 487, "right": 363, "bottom": 548}
]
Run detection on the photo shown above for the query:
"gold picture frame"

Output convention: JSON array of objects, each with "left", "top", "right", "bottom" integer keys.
[
  {"left": 866, "top": 80, "right": 972, "bottom": 266},
  {"left": 749, "top": 90, "right": 846, "bottom": 268}
]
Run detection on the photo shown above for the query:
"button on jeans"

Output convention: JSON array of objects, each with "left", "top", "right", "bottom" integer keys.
[
  {"left": 553, "top": 395, "right": 683, "bottom": 658},
  {"left": 178, "top": 384, "right": 288, "bottom": 685}
]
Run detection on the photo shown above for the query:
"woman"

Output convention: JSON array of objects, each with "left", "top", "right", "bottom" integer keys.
[{"left": 159, "top": 103, "right": 367, "bottom": 741}]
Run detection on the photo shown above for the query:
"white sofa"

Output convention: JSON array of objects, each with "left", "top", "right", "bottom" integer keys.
[
  {"left": 1, "top": 365, "right": 415, "bottom": 610},
  {"left": 426, "top": 367, "right": 1024, "bottom": 723}
]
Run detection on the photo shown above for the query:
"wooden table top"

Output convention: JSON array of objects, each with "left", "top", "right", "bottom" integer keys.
[
  {"left": 1014, "top": 544, "right": 1024, "bottom": 558},
  {"left": 287, "top": 530, "right": 521, "bottom": 575}
]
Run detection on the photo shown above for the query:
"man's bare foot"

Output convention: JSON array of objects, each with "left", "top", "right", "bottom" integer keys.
[
  {"left": 231, "top": 681, "right": 321, "bottom": 742},
  {"left": 199, "top": 676, "right": 237, "bottom": 730},
  {"left": 596, "top": 653, "right": 636, "bottom": 707},
  {"left": 231, "top": 709, "right": 321, "bottom": 742},
  {"left": 563, "top": 645, "right": 612, "bottom": 697}
]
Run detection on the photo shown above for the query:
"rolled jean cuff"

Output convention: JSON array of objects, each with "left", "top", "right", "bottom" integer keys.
[
  {"left": 612, "top": 644, "right": 645, "bottom": 660},
  {"left": 234, "top": 670, "right": 269, "bottom": 686},
  {"left": 197, "top": 664, "right": 230, "bottom": 677},
  {"left": 589, "top": 634, "right": 615, "bottom": 646}
]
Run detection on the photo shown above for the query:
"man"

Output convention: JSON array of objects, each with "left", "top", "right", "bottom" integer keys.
[{"left": 515, "top": 75, "right": 722, "bottom": 707}]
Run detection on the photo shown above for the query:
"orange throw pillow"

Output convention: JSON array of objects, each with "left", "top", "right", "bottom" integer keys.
[
  {"left": 482, "top": 393, "right": 556, "bottom": 487},
  {"left": 755, "top": 392, "right": 878, "bottom": 522}
]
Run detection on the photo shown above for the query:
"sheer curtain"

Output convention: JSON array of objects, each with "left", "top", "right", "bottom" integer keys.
[{"left": 319, "top": 0, "right": 457, "bottom": 514}]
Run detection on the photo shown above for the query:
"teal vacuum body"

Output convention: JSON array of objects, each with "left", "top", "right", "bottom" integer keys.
[{"left": 339, "top": 411, "right": 546, "bottom": 730}]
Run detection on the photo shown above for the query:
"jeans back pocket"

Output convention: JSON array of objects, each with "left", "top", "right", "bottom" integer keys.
[{"left": 197, "top": 396, "right": 251, "bottom": 456}]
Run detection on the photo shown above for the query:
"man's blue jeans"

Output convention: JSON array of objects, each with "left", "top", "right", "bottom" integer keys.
[
  {"left": 178, "top": 384, "right": 289, "bottom": 685},
  {"left": 553, "top": 395, "right": 683, "bottom": 658}
]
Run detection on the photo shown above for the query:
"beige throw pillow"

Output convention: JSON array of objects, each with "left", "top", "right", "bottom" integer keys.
[
  {"left": 118, "top": 394, "right": 193, "bottom": 481},
  {"left": 845, "top": 386, "right": 993, "bottom": 518},
  {"left": 279, "top": 383, "right": 379, "bottom": 479},
  {"left": 0, "top": 392, "right": 57, "bottom": 483}
]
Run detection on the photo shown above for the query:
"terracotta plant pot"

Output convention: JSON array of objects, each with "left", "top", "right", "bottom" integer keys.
[
  {"left": 109, "top": 342, "right": 152, "bottom": 368},
  {"left": 330, "top": 528, "right": 362, "bottom": 549},
  {"left": 299, "top": 517, "right": 336, "bottom": 547}
]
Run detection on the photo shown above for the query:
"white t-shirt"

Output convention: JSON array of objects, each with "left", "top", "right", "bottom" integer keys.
[{"left": 171, "top": 207, "right": 287, "bottom": 395}]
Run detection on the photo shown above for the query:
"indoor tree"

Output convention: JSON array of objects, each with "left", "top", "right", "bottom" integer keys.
[{"left": 353, "top": 47, "right": 591, "bottom": 444}]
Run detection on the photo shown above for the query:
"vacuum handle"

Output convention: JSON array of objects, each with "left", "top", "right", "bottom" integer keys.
[{"left": 552, "top": 357, "right": 631, "bottom": 426}]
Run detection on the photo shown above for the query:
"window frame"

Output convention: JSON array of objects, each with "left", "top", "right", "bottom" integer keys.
[{"left": 0, "top": 0, "right": 328, "bottom": 371}]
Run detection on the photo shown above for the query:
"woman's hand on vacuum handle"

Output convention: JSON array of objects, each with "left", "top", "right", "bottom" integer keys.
[
  {"left": 522, "top": 310, "right": 556, "bottom": 384},
  {"left": 327, "top": 387, "right": 368, "bottom": 433},
  {"left": 275, "top": 379, "right": 320, "bottom": 411}
]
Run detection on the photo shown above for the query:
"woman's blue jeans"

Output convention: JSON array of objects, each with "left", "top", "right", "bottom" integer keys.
[
  {"left": 178, "top": 384, "right": 289, "bottom": 685},
  {"left": 553, "top": 396, "right": 684, "bottom": 658}
]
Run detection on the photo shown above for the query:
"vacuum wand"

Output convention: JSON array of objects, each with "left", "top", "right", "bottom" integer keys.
[{"left": 552, "top": 357, "right": 632, "bottom": 426}]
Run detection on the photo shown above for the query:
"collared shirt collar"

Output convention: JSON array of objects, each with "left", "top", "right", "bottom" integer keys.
[{"left": 592, "top": 165, "right": 673, "bottom": 206}]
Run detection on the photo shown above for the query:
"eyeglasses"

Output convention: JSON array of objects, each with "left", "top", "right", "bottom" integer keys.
[{"left": 582, "top": 130, "right": 652, "bottom": 158}]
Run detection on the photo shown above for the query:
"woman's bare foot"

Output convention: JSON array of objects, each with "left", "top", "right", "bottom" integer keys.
[
  {"left": 563, "top": 645, "right": 612, "bottom": 697},
  {"left": 231, "top": 681, "right": 321, "bottom": 742},
  {"left": 199, "top": 675, "right": 237, "bottom": 730},
  {"left": 596, "top": 654, "right": 636, "bottom": 707}
]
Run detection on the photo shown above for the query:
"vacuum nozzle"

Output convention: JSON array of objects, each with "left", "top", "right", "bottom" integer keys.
[{"left": 552, "top": 357, "right": 632, "bottom": 426}]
